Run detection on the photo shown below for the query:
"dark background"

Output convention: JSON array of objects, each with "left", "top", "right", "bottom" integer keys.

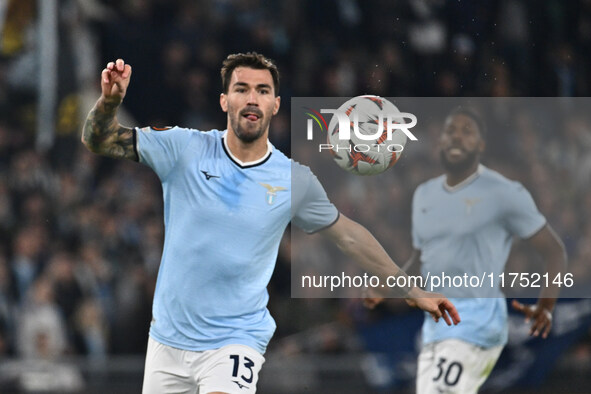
[{"left": 0, "top": 0, "right": 590, "bottom": 392}]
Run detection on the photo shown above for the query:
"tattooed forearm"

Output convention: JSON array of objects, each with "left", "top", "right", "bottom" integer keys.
[{"left": 82, "top": 98, "right": 138, "bottom": 161}]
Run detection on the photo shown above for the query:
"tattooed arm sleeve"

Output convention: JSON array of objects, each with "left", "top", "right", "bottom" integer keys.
[{"left": 81, "top": 97, "right": 138, "bottom": 161}]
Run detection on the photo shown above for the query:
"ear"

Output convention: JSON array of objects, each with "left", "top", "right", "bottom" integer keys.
[
  {"left": 272, "top": 96, "right": 281, "bottom": 116},
  {"left": 478, "top": 139, "right": 486, "bottom": 154},
  {"left": 220, "top": 93, "right": 228, "bottom": 113},
  {"left": 437, "top": 132, "right": 446, "bottom": 150}
]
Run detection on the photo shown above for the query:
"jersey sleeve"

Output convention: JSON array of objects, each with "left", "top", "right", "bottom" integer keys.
[
  {"left": 135, "top": 126, "right": 193, "bottom": 181},
  {"left": 291, "top": 162, "right": 339, "bottom": 234},
  {"left": 503, "top": 181, "right": 546, "bottom": 238}
]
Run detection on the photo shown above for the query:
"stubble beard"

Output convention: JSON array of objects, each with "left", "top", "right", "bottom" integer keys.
[
  {"left": 439, "top": 149, "right": 479, "bottom": 175},
  {"left": 229, "top": 108, "right": 271, "bottom": 144}
]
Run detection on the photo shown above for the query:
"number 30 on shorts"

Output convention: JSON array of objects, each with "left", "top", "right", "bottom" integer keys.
[
  {"left": 229, "top": 354, "right": 255, "bottom": 384},
  {"left": 433, "top": 357, "right": 463, "bottom": 386}
]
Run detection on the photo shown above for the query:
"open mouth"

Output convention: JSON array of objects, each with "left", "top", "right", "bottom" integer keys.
[{"left": 447, "top": 147, "right": 464, "bottom": 157}]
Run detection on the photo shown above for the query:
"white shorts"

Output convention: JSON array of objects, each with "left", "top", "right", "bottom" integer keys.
[
  {"left": 142, "top": 337, "right": 265, "bottom": 394},
  {"left": 416, "top": 338, "right": 503, "bottom": 394}
]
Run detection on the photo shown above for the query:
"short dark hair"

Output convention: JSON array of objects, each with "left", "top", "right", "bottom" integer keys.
[
  {"left": 220, "top": 52, "right": 280, "bottom": 96},
  {"left": 448, "top": 106, "right": 487, "bottom": 138}
]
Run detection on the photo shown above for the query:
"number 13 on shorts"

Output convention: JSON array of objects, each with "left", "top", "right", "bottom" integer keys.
[
  {"left": 229, "top": 354, "right": 255, "bottom": 387},
  {"left": 198, "top": 344, "right": 265, "bottom": 393},
  {"left": 202, "top": 345, "right": 265, "bottom": 393}
]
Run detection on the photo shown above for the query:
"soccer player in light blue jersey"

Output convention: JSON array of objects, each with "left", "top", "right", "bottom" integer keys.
[
  {"left": 369, "top": 107, "right": 567, "bottom": 394},
  {"left": 81, "top": 53, "right": 460, "bottom": 394}
]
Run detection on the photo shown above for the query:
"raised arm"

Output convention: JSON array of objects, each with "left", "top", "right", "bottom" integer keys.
[
  {"left": 81, "top": 59, "right": 137, "bottom": 161},
  {"left": 320, "top": 214, "right": 460, "bottom": 326}
]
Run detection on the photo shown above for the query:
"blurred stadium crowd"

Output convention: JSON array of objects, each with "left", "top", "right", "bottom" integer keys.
[{"left": 0, "top": 0, "right": 590, "bottom": 376}]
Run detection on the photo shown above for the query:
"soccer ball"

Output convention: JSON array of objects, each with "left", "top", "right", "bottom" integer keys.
[{"left": 327, "top": 95, "right": 408, "bottom": 176}]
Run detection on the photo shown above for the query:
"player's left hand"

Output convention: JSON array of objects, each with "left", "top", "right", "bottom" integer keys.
[
  {"left": 363, "top": 297, "right": 384, "bottom": 309},
  {"left": 361, "top": 287, "right": 385, "bottom": 309},
  {"left": 405, "top": 288, "right": 461, "bottom": 326},
  {"left": 511, "top": 299, "right": 553, "bottom": 338}
]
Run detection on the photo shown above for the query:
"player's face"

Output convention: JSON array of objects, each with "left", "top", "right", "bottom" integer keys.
[
  {"left": 220, "top": 67, "right": 280, "bottom": 143},
  {"left": 439, "top": 113, "right": 485, "bottom": 173}
]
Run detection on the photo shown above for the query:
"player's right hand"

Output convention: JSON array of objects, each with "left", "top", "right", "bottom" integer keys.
[{"left": 101, "top": 59, "right": 132, "bottom": 106}]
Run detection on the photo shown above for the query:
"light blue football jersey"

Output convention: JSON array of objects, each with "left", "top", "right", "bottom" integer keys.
[
  {"left": 135, "top": 127, "right": 338, "bottom": 353},
  {"left": 412, "top": 165, "right": 546, "bottom": 348}
]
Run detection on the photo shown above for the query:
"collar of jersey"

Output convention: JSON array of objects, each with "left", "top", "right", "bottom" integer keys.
[
  {"left": 443, "top": 164, "right": 484, "bottom": 193},
  {"left": 222, "top": 131, "right": 273, "bottom": 168}
]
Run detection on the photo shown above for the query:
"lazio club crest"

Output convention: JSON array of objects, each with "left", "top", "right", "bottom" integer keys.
[{"left": 259, "top": 183, "right": 287, "bottom": 205}]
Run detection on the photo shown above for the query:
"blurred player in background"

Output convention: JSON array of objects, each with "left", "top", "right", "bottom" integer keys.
[
  {"left": 367, "top": 107, "right": 567, "bottom": 394},
  {"left": 81, "top": 52, "right": 460, "bottom": 394}
]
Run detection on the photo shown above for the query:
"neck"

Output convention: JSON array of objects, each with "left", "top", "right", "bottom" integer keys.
[
  {"left": 445, "top": 162, "right": 480, "bottom": 187},
  {"left": 225, "top": 129, "right": 270, "bottom": 163}
]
